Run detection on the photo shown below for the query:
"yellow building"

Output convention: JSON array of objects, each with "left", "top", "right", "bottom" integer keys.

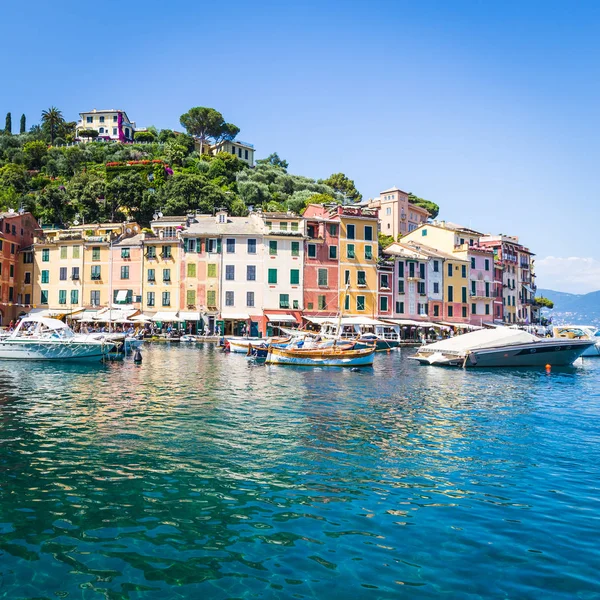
[
  {"left": 141, "top": 217, "right": 185, "bottom": 316},
  {"left": 336, "top": 206, "right": 379, "bottom": 316}
]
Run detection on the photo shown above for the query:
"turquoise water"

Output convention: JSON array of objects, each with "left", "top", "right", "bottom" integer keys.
[{"left": 1, "top": 346, "right": 599, "bottom": 599}]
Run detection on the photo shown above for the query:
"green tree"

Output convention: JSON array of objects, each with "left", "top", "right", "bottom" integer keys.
[
  {"left": 535, "top": 297, "right": 554, "bottom": 309},
  {"left": 134, "top": 131, "right": 156, "bottom": 143},
  {"left": 20, "top": 114, "right": 26, "bottom": 134},
  {"left": 164, "top": 139, "right": 188, "bottom": 166},
  {"left": 106, "top": 172, "right": 148, "bottom": 222},
  {"left": 78, "top": 129, "right": 99, "bottom": 141},
  {"left": 408, "top": 193, "right": 439, "bottom": 219},
  {"left": 378, "top": 232, "right": 395, "bottom": 250},
  {"left": 4, "top": 112, "right": 11, "bottom": 135},
  {"left": 23, "top": 140, "right": 48, "bottom": 170},
  {"left": 179, "top": 107, "right": 239, "bottom": 155},
  {"left": 41, "top": 107, "right": 65, "bottom": 144},
  {"left": 66, "top": 171, "right": 106, "bottom": 223},
  {"left": 321, "top": 172, "right": 362, "bottom": 202},
  {"left": 256, "top": 152, "right": 288, "bottom": 170}
]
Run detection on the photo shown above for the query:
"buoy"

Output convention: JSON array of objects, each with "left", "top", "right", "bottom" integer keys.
[
  {"left": 134, "top": 349, "right": 143, "bottom": 363},
  {"left": 545, "top": 363, "right": 551, "bottom": 372}
]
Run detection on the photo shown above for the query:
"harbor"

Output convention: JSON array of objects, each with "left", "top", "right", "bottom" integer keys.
[{"left": 0, "top": 345, "right": 599, "bottom": 598}]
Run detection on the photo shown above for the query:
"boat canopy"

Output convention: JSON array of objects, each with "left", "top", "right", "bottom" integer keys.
[{"left": 423, "top": 328, "right": 538, "bottom": 353}]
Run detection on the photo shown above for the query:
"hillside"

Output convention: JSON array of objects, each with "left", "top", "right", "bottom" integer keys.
[{"left": 537, "top": 288, "right": 600, "bottom": 326}]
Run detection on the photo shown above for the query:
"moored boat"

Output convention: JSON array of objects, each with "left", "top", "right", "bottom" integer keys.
[
  {"left": 411, "top": 327, "right": 595, "bottom": 368},
  {"left": 553, "top": 325, "right": 600, "bottom": 357},
  {"left": 266, "top": 344, "right": 375, "bottom": 367}
]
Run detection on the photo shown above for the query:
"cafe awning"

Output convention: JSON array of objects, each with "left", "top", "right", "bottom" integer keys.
[
  {"left": 151, "top": 311, "right": 183, "bottom": 322},
  {"left": 179, "top": 311, "right": 201, "bottom": 321},
  {"left": 221, "top": 313, "right": 250, "bottom": 320},
  {"left": 265, "top": 313, "right": 298, "bottom": 323}
]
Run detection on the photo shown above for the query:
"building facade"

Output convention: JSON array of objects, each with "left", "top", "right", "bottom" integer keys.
[
  {"left": 76, "top": 109, "right": 136, "bottom": 142},
  {"left": 369, "top": 187, "right": 429, "bottom": 239}
]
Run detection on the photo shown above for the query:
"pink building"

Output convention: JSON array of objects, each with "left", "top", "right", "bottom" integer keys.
[
  {"left": 302, "top": 204, "right": 340, "bottom": 319},
  {"left": 111, "top": 233, "right": 144, "bottom": 308},
  {"left": 377, "top": 261, "right": 394, "bottom": 319},
  {"left": 467, "top": 246, "right": 495, "bottom": 325},
  {"left": 369, "top": 187, "right": 429, "bottom": 239}
]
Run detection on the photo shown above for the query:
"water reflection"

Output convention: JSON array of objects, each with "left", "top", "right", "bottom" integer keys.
[{"left": 0, "top": 348, "right": 599, "bottom": 598}]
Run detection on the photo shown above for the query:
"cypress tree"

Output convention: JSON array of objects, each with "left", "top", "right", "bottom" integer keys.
[
  {"left": 20, "top": 113, "right": 26, "bottom": 134},
  {"left": 5, "top": 112, "right": 11, "bottom": 135}
]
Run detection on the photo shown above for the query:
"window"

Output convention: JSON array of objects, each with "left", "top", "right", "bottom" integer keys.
[
  {"left": 225, "top": 291, "right": 234, "bottom": 307},
  {"left": 471, "top": 257, "right": 476, "bottom": 269},
  {"left": 186, "top": 290, "right": 196, "bottom": 306},
  {"left": 162, "top": 245, "right": 172, "bottom": 259},
  {"left": 163, "top": 268, "right": 171, "bottom": 282},
  {"left": 148, "top": 268, "right": 156, "bottom": 282},
  {"left": 485, "top": 304, "right": 490, "bottom": 315},
  {"left": 24, "top": 272, "right": 31, "bottom": 284},
  {"left": 207, "top": 290, "right": 217, "bottom": 307},
  {"left": 398, "top": 280, "right": 405, "bottom": 293},
  {"left": 462, "top": 287, "right": 467, "bottom": 303},
  {"left": 433, "top": 305, "right": 440, "bottom": 317},
  {"left": 247, "top": 265, "right": 256, "bottom": 281},
  {"left": 344, "top": 270, "right": 350, "bottom": 285},
  {"left": 187, "top": 239, "right": 196, "bottom": 253},
  {"left": 91, "top": 266, "right": 101, "bottom": 280},
  {"left": 386, "top": 207, "right": 391, "bottom": 215},
  {"left": 364, "top": 226, "right": 373, "bottom": 241},
  {"left": 462, "top": 265, "right": 467, "bottom": 278},
  {"left": 268, "top": 269, "right": 278, "bottom": 284},
  {"left": 280, "top": 222, "right": 288, "bottom": 231},
  {"left": 329, "top": 245, "right": 337, "bottom": 260},
  {"left": 265, "top": 221, "right": 272, "bottom": 230},
  {"left": 90, "top": 290, "right": 100, "bottom": 306},
  {"left": 293, "top": 300, "right": 299, "bottom": 309},
  {"left": 448, "top": 306, "right": 453, "bottom": 317},
  {"left": 472, "top": 303, "right": 477, "bottom": 314},
  {"left": 58, "top": 290, "right": 67, "bottom": 305},
  {"left": 307, "top": 244, "right": 316, "bottom": 258},
  {"left": 356, "top": 296, "right": 365, "bottom": 311},
  {"left": 433, "top": 282, "right": 439, "bottom": 294},
  {"left": 99, "top": 116, "right": 105, "bottom": 123},
  {"left": 42, "top": 249, "right": 50, "bottom": 262},
  {"left": 471, "top": 280, "right": 476, "bottom": 295},
  {"left": 290, "top": 269, "right": 300, "bottom": 285},
  {"left": 381, "top": 274, "right": 389, "bottom": 289},
  {"left": 113, "top": 128, "right": 117, "bottom": 136},
  {"left": 146, "top": 246, "right": 156, "bottom": 259},
  {"left": 422, "top": 229, "right": 428, "bottom": 236},
  {"left": 41, "top": 270, "right": 49, "bottom": 284},
  {"left": 418, "top": 282, "right": 425, "bottom": 295},
  {"left": 462, "top": 306, "right": 468, "bottom": 318},
  {"left": 485, "top": 259, "right": 490, "bottom": 271},
  {"left": 41, "top": 290, "right": 48, "bottom": 304},
  {"left": 290, "top": 222, "right": 299, "bottom": 232},
  {"left": 187, "top": 263, "right": 196, "bottom": 278},
  {"left": 121, "top": 248, "right": 130, "bottom": 259},
  {"left": 162, "top": 291, "right": 171, "bottom": 306},
  {"left": 225, "top": 265, "right": 235, "bottom": 281},
  {"left": 447, "top": 263, "right": 453, "bottom": 277},
  {"left": 226, "top": 238, "right": 236, "bottom": 253},
  {"left": 419, "top": 264, "right": 425, "bottom": 279},
  {"left": 380, "top": 296, "right": 389, "bottom": 312},
  {"left": 147, "top": 292, "right": 155, "bottom": 307},
  {"left": 409, "top": 263, "right": 415, "bottom": 278},
  {"left": 344, "top": 295, "right": 350, "bottom": 311},
  {"left": 113, "top": 115, "right": 118, "bottom": 122},
  {"left": 73, "top": 246, "right": 80, "bottom": 259},
  {"left": 318, "top": 268, "right": 328, "bottom": 286},
  {"left": 247, "top": 291, "right": 255, "bottom": 307},
  {"left": 121, "top": 266, "right": 129, "bottom": 279},
  {"left": 448, "top": 286, "right": 454, "bottom": 302},
  {"left": 71, "top": 290, "right": 79, "bottom": 305},
  {"left": 347, "top": 224, "right": 355, "bottom": 239},
  {"left": 329, "top": 224, "right": 338, "bottom": 236},
  {"left": 23, "top": 251, "right": 33, "bottom": 263},
  {"left": 10, "top": 243, "right": 15, "bottom": 255},
  {"left": 60, "top": 246, "right": 67, "bottom": 259},
  {"left": 398, "top": 261, "right": 404, "bottom": 278},
  {"left": 92, "top": 247, "right": 101, "bottom": 261},
  {"left": 357, "top": 271, "right": 366, "bottom": 286},
  {"left": 269, "top": 240, "right": 278, "bottom": 255},
  {"left": 247, "top": 239, "right": 257, "bottom": 254},
  {"left": 207, "top": 263, "right": 217, "bottom": 278},
  {"left": 245, "top": 149, "right": 249, "bottom": 160},
  {"left": 279, "top": 294, "right": 290, "bottom": 309},
  {"left": 59, "top": 267, "right": 67, "bottom": 281},
  {"left": 485, "top": 282, "right": 490, "bottom": 297},
  {"left": 86, "top": 116, "right": 93, "bottom": 123},
  {"left": 307, "top": 302, "right": 314, "bottom": 310},
  {"left": 347, "top": 244, "right": 355, "bottom": 259},
  {"left": 364, "top": 245, "right": 373, "bottom": 260}
]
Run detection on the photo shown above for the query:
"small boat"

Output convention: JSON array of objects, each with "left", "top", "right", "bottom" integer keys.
[
  {"left": 266, "top": 344, "right": 376, "bottom": 367},
  {"left": 247, "top": 343, "right": 269, "bottom": 359},
  {"left": 0, "top": 316, "right": 115, "bottom": 362},
  {"left": 553, "top": 325, "right": 600, "bottom": 357},
  {"left": 411, "top": 327, "right": 595, "bottom": 368},
  {"left": 180, "top": 334, "right": 199, "bottom": 342},
  {"left": 226, "top": 336, "right": 289, "bottom": 353}
]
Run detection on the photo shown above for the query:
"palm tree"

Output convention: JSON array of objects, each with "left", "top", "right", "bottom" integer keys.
[{"left": 41, "top": 106, "right": 64, "bottom": 145}]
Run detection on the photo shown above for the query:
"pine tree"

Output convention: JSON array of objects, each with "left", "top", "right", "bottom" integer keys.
[
  {"left": 5, "top": 112, "right": 11, "bottom": 135},
  {"left": 20, "top": 114, "right": 26, "bottom": 134}
]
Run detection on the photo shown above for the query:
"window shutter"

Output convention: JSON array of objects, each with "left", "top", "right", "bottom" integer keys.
[
  {"left": 216, "top": 239, "right": 222, "bottom": 254},
  {"left": 197, "top": 238, "right": 202, "bottom": 253},
  {"left": 183, "top": 238, "right": 189, "bottom": 252}
]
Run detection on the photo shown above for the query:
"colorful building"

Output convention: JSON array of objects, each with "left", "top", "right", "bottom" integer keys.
[
  {"left": 369, "top": 187, "right": 429, "bottom": 238},
  {"left": 76, "top": 109, "right": 136, "bottom": 142}
]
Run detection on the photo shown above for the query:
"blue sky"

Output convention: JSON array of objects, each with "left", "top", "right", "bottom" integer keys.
[{"left": 2, "top": 0, "right": 599, "bottom": 292}]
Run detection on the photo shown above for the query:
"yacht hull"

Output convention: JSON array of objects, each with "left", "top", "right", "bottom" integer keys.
[
  {"left": 0, "top": 340, "right": 111, "bottom": 361},
  {"left": 266, "top": 345, "right": 375, "bottom": 367}
]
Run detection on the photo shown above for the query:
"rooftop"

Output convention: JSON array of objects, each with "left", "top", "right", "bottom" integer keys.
[{"left": 185, "top": 216, "right": 264, "bottom": 236}]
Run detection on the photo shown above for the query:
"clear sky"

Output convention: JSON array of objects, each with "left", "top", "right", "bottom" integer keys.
[{"left": 2, "top": 0, "right": 599, "bottom": 293}]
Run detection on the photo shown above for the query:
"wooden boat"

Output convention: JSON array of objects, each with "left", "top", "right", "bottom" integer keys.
[{"left": 266, "top": 344, "right": 375, "bottom": 367}]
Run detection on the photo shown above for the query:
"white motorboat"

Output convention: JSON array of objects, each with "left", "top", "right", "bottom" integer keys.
[
  {"left": 553, "top": 325, "right": 600, "bottom": 357},
  {"left": 0, "top": 316, "right": 115, "bottom": 361},
  {"left": 411, "top": 327, "right": 595, "bottom": 368}
]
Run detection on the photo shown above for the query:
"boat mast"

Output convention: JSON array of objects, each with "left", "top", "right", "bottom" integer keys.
[{"left": 108, "top": 235, "right": 113, "bottom": 333}]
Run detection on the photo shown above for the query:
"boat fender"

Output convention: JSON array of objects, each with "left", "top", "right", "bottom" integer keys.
[{"left": 134, "top": 349, "right": 143, "bottom": 363}]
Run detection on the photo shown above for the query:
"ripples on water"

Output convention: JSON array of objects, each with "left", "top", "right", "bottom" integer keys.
[{"left": 0, "top": 346, "right": 599, "bottom": 599}]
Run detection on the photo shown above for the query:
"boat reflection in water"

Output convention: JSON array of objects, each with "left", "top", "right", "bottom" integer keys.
[{"left": 412, "top": 327, "right": 595, "bottom": 368}]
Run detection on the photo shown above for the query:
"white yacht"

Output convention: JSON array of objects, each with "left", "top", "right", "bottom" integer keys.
[
  {"left": 0, "top": 316, "right": 115, "bottom": 361},
  {"left": 552, "top": 325, "right": 600, "bottom": 357},
  {"left": 411, "top": 327, "right": 595, "bottom": 368}
]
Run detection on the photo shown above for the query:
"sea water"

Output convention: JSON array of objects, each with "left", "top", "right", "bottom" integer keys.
[{"left": 0, "top": 345, "right": 599, "bottom": 599}]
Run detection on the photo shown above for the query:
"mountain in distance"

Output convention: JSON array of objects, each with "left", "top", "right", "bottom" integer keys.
[{"left": 537, "top": 289, "right": 600, "bottom": 326}]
